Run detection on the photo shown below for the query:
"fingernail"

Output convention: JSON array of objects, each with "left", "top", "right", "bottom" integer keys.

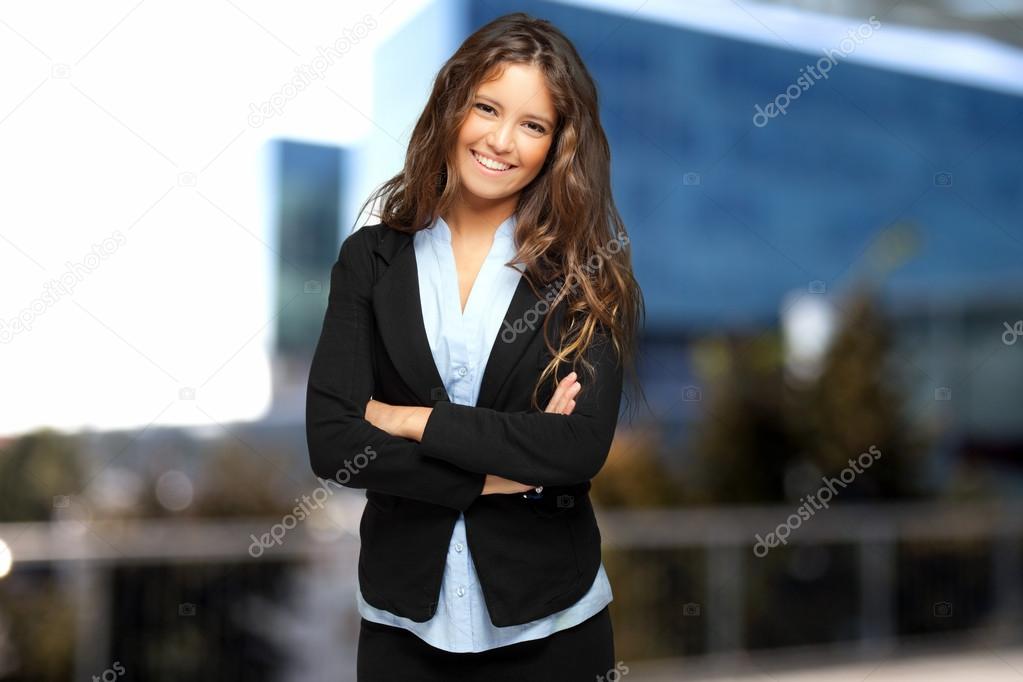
[{"left": 568, "top": 371, "right": 577, "bottom": 379}]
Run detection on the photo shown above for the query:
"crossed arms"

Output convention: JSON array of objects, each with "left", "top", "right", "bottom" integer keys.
[{"left": 305, "top": 229, "right": 624, "bottom": 512}]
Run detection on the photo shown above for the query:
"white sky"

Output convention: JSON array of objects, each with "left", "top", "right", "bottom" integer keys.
[{"left": 0, "top": 0, "right": 430, "bottom": 436}]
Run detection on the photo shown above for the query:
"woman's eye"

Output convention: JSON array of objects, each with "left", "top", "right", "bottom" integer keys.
[{"left": 474, "top": 103, "right": 545, "bottom": 134}]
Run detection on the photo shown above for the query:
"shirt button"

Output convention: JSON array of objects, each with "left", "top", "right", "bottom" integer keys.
[
  {"left": 455, "top": 542, "right": 464, "bottom": 552},
  {"left": 456, "top": 585, "right": 466, "bottom": 597},
  {"left": 457, "top": 366, "right": 467, "bottom": 376}
]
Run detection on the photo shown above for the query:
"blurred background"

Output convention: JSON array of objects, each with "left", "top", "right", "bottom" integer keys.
[{"left": 2, "top": 0, "right": 1022, "bottom": 679}]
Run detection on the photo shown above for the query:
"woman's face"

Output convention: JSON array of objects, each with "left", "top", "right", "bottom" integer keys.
[{"left": 452, "top": 62, "right": 558, "bottom": 203}]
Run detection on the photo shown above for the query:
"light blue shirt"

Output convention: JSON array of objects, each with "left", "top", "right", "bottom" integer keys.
[{"left": 356, "top": 212, "right": 613, "bottom": 653}]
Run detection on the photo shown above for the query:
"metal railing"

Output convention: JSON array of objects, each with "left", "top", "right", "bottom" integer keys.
[{"left": 2, "top": 499, "right": 1021, "bottom": 680}]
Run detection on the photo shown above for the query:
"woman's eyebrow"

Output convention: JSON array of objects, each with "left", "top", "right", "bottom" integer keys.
[{"left": 476, "top": 94, "right": 555, "bottom": 129}]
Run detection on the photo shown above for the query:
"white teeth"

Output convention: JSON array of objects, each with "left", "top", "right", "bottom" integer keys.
[{"left": 472, "top": 150, "right": 511, "bottom": 171}]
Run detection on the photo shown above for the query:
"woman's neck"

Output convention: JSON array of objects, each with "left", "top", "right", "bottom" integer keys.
[{"left": 442, "top": 194, "right": 517, "bottom": 242}]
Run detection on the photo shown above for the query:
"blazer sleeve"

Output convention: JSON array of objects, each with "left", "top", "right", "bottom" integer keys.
[
  {"left": 305, "top": 228, "right": 486, "bottom": 512},
  {"left": 418, "top": 327, "right": 624, "bottom": 487}
]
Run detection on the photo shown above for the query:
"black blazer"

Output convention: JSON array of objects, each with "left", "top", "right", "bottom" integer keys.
[{"left": 305, "top": 222, "right": 624, "bottom": 627}]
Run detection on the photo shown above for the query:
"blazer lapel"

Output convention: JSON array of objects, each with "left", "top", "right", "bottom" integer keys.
[
  {"left": 475, "top": 275, "right": 544, "bottom": 408},
  {"left": 372, "top": 238, "right": 445, "bottom": 406},
  {"left": 371, "top": 230, "right": 546, "bottom": 409}
]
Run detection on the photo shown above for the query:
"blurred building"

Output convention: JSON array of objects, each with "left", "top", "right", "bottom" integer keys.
[{"left": 267, "top": 0, "right": 1023, "bottom": 487}]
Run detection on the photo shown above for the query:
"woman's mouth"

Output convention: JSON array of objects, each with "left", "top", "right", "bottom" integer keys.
[{"left": 470, "top": 149, "right": 516, "bottom": 174}]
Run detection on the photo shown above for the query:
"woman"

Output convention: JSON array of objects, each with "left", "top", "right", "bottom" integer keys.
[{"left": 305, "top": 12, "right": 643, "bottom": 681}]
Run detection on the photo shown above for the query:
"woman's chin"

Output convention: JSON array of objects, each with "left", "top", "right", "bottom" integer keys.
[{"left": 460, "top": 178, "right": 516, "bottom": 202}]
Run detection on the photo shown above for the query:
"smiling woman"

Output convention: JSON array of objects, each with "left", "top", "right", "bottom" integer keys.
[{"left": 306, "top": 11, "right": 644, "bottom": 682}]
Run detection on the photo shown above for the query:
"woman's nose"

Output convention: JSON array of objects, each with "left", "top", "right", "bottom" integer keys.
[{"left": 486, "top": 125, "right": 514, "bottom": 153}]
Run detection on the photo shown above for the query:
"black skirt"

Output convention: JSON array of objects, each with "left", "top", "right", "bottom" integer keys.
[{"left": 356, "top": 605, "right": 615, "bottom": 682}]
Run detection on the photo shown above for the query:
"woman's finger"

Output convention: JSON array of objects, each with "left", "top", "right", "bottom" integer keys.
[
  {"left": 543, "top": 378, "right": 563, "bottom": 413},
  {"left": 562, "top": 379, "right": 581, "bottom": 413},
  {"left": 544, "top": 373, "right": 574, "bottom": 413},
  {"left": 545, "top": 372, "right": 580, "bottom": 414},
  {"left": 560, "top": 382, "right": 581, "bottom": 414}
]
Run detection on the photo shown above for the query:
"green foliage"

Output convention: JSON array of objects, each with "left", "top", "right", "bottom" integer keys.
[
  {"left": 0, "top": 429, "right": 83, "bottom": 522},
  {"left": 688, "top": 332, "right": 800, "bottom": 503},
  {"left": 793, "top": 287, "right": 929, "bottom": 499}
]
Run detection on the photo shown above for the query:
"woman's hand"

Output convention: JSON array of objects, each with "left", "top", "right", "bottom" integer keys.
[
  {"left": 365, "top": 399, "right": 406, "bottom": 437},
  {"left": 481, "top": 474, "right": 536, "bottom": 495},
  {"left": 364, "top": 398, "right": 392, "bottom": 434},
  {"left": 544, "top": 371, "right": 580, "bottom": 414},
  {"left": 366, "top": 399, "right": 432, "bottom": 441},
  {"left": 481, "top": 372, "right": 581, "bottom": 495}
]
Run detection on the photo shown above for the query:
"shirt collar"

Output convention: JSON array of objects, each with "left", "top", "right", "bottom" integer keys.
[{"left": 430, "top": 213, "right": 517, "bottom": 246}]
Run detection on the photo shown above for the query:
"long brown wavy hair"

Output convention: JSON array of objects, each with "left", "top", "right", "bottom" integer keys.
[{"left": 355, "top": 12, "right": 645, "bottom": 417}]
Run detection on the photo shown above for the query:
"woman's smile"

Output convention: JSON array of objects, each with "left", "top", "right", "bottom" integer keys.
[{"left": 470, "top": 148, "right": 516, "bottom": 174}]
